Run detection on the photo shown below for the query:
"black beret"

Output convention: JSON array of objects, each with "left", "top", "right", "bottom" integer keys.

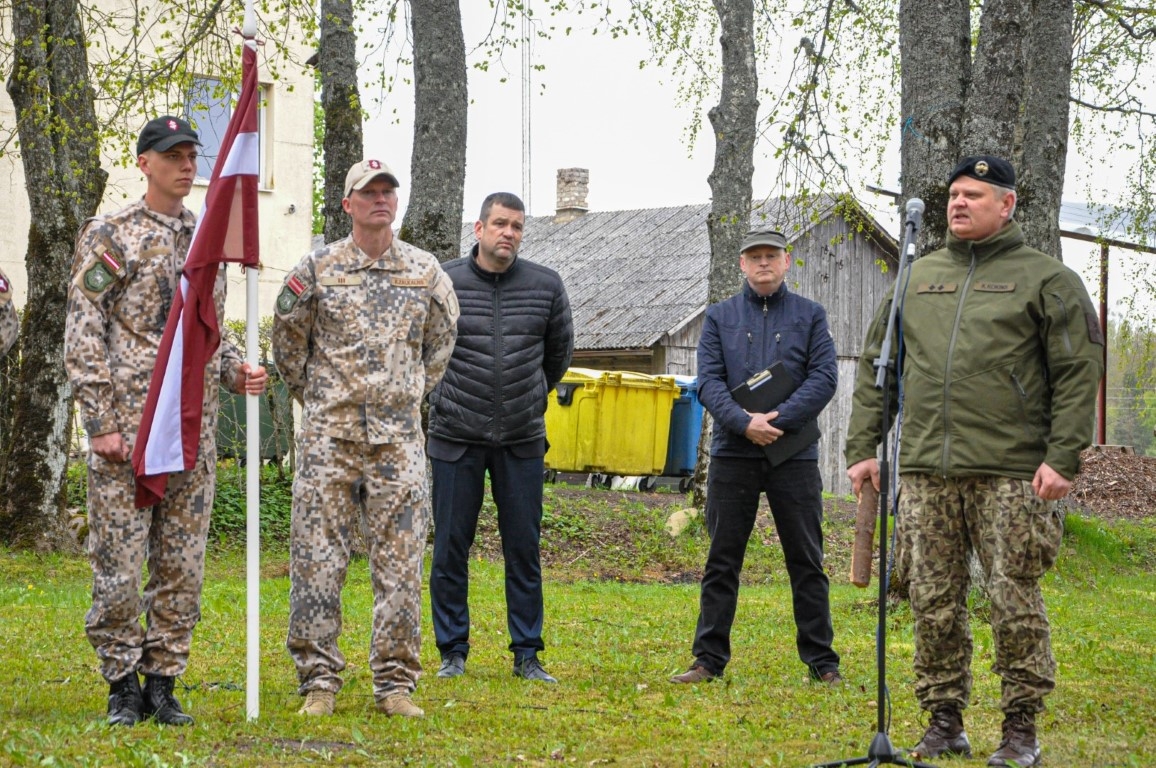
[{"left": 947, "top": 155, "right": 1016, "bottom": 190}]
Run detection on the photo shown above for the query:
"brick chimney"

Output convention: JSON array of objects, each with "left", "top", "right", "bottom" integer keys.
[{"left": 554, "top": 168, "right": 589, "bottom": 224}]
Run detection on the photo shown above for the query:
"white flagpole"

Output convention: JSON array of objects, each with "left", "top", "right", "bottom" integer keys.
[{"left": 243, "top": 0, "right": 260, "bottom": 722}]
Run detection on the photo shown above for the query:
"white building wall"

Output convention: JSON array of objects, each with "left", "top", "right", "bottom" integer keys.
[{"left": 0, "top": 34, "right": 315, "bottom": 326}]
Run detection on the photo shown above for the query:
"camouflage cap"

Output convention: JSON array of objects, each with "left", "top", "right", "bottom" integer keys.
[
  {"left": 740, "top": 228, "right": 788, "bottom": 253},
  {"left": 948, "top": 155, "right": 1016, "bottom": 190},
  {"left": 137, "top": 116, "right": 201, "bottom": 156},
  {"left": 344, "top": 159, "right": 401, "bottom": 197}
]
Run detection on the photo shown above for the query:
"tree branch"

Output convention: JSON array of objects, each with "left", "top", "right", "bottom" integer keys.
[
  {"left": 1071, "top": 95, "right": 1156, "bottom": 119},
  {"left": 1079, "top": 0, "right": 1156, "bottom": 39}
]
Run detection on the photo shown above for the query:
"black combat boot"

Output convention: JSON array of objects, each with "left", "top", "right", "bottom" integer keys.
[
  {"left": 107, "top": 672, "right": 143, "bottom": 726},
  {"left": 987, "top": 711, "right": 1041, "bottom": 767},
  {"left": 141, "top": 674, "right": 194, "bottom": 726},
  {"left": 910, "top": 705, "right": 972, "bottom": 759}
]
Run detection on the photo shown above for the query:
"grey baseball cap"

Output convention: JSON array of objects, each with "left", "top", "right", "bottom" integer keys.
[{"left": 740, "top": 228, "right": 788, "bottom": 253}]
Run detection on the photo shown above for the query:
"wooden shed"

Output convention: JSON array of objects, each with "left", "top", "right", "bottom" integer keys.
[{"left": 459, "top": 177, "right": 899, "bottom": 495}]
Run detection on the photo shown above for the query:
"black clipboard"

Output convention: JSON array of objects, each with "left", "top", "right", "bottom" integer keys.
[{"left": 729, "top": 361, "right": 821, "bottom": 466}]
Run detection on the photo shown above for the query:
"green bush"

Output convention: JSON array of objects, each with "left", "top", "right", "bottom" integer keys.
[
  {"left": 64, "top": 459, "right": 294, "bottom": 550},
  {"left": 209, "top": 460, "right": 293, "bottom": 549}
]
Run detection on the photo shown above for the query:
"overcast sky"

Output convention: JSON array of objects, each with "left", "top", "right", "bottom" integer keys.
[{"left": 360, "top": 5, "right": 1152, "bottom": 317}]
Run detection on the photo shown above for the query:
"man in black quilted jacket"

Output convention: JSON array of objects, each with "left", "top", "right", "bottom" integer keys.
[{"left": 427, "top": 192, "right": 574, "bottom": 684}]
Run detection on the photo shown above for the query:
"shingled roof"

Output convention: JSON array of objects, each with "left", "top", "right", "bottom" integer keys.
[{"left": 459, "top": 194, "right": 896, "bottom": 352}]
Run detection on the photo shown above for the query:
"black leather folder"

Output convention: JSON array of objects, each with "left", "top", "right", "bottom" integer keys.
[{"left": 729, "top": 361, "right": 821, "bottom": 466}]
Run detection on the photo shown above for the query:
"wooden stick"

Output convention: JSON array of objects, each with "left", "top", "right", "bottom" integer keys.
[{"left": 850, "top": 484, "right": 878, "bottom": 588}]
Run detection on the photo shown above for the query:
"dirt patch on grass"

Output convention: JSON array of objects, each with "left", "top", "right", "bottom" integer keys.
[
  {"left": 1070, "top": 447, "right": 1156, "bottom": 521},
  {"left": 465, "top": 449, "right": 1150, "bottom": 583}
]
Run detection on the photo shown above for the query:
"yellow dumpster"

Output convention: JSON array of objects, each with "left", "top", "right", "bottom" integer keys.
[{"left": 545, "top": 368, "right": 680, "bottom": 476}]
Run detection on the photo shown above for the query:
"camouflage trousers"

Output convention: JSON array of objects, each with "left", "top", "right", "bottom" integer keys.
[
  {"left": 85, "top": 452, "right": 214, "bottom": 682},
  {"left": 898, "top": 473, "right": 1064, "bottom": 715},
  {"left": 286, "top": 430, "right": 430, "bottom": 702}
]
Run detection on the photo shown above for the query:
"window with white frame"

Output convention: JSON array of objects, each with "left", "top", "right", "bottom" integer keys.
[{"left": 186, "top": 76, "right": 269, "bottom": 186}]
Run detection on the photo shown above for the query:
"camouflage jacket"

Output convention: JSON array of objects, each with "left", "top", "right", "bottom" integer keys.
[
  {"left": 0, "top": 268, "right": 18, "bottom": 357},
  {"left": 64, "top": 198, "right": 244, "bottom": 458},
  {"left": 845, "top": 221, "right": 1104, "bottom": 481},
  {"left": 271, "top": 235, "right": 459, "bottom": 444}
]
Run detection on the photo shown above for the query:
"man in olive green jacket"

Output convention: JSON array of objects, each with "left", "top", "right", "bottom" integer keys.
[{"left": 845, "top": 156, "right": 1103, "bottom": 768}]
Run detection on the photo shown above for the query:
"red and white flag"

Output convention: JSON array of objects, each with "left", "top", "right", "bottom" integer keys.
[{"left": 132, "top": 41, "right": 261, "bottom": 508}]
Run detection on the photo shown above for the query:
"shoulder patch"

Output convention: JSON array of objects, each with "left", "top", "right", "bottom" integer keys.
[
  {"left": 100, "top": 250, "right": 124, "bottom": 275},
  {"left": 276, "top": 274, "right": 310, "bottom": 314},
  {"left": 84, "top": 262, "right": 117, "bottom": 294},
  {"left": 1085, "top": 309, "right": 1105, "bottom": 346}
]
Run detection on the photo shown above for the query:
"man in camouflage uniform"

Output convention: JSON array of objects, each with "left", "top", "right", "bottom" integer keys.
[
  {"left": 64, "top": 116, "right": 268, "bottom": 727},
  {"left": 272, "top": 158, "right": 458, "bottom": 719},
  {"left": 0, "top": 268, "right": 19, "bottom": 357},
  {"left": 845, "top": 156, "right": 1103, "bottom": 767}
]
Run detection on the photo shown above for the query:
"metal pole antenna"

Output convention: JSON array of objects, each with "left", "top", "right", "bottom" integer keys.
[
  {"left": 812, "top": 198, "right": 934, "bottom": 768},
  {"left": 521, "top": 2, "right": 532, "bottom": 212}
]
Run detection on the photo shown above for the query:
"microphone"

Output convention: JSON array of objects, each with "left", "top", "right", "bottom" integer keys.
[
  {"left": 902, "top": 197, "right": 924, "bottom": 262},
  {"left": 905, "top": 197, "right": 925, "bottom": 230}
]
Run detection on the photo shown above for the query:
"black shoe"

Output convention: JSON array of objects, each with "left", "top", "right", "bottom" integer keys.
[
  {"left": 513, "top": 656, "right": 557, "bottom": 683},
  {"left": 107, "top": 673, "right": 143, "bottom": 727},
  {"left": 141, "top": 674, "right": 194, "bottom": 726},
  {"left": 911, "top": 705, "right": 972, "bottom": 759},
  {"left": 988, "top": 711, "right": 1041, "bottom": 767},
  {"left": 437, "top": 653, "right": 466, "bottom": 679}
]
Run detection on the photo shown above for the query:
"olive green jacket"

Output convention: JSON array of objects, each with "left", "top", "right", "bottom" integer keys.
[{"left": 845, "top": 221, "right": 1104, "bottom": 481}]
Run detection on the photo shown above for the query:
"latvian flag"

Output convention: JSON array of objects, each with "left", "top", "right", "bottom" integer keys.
[{"left": 132, "top": 39, "right": 261, "bottom": 508}]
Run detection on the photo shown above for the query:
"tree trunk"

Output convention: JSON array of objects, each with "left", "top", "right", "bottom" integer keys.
[
  {"left": 1016, "top": 0, "right": 1074, "bottom": 258},
  {"left": 898, "top": 0, "right": 971, "bottom": 252},
  {"left": 319, "top": 0, "right": 363, "bottom": 244},
  {"left": 704, "top": 0, "right": 758, "bottom": 306},
  {"left": 2, "top": 0, "right": 106, "bottom": 550},
  {"left": 401, "top": 0, "right": 467, "bottom": 262},
  {"left": 960, "top": 0, "right": 1028, "bottom": 158},
  {"left": 692, "top": 0, "right": 759, "bottom": 507}
]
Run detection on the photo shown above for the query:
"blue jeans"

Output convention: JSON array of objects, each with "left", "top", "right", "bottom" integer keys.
[
  {"left": 690, "top": 457, "right": 839, "bottom": 677},
  {"left": 430, "top": 444, "right": 546, "bottom": 662}
]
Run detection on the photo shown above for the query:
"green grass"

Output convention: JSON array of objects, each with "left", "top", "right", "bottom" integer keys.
[{"left": 2, "top": 493, "right": 1154, "bottom": 766}]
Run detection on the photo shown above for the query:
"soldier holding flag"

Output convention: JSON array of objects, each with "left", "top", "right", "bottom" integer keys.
[{"left": 64, "top": 116, "right": 267, "bottom": 727}]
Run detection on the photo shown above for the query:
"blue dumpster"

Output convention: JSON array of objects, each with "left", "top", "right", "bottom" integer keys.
[{"left": 663, "top": 375, "right": 702, "bottom": 479}]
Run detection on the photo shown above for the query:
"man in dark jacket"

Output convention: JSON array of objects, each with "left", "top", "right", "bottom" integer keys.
[
  {"left": 846, "top": 156, "right": 1103, "bottom": 767},
  {"left": 670, "top": 227, "right": 841, "bottom": 686},
  {"left": 427, "top": 192, "right": 574, "bottom": 683}
]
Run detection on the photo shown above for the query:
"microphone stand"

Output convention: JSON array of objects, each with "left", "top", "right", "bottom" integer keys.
[{"left": 813, "top": 201, "right": 932, "bottom": 768}]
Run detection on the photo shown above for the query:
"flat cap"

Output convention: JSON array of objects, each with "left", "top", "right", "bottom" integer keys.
[
  {"left": 947, "top": 155, "right": 1016, "bottom": 190},
  {"left": 137, "top": 116, "right": 201, "bottom": 156},
  {"left": 740, "top": 228, "right": 788, "bottom": 253},
  {"left": 344, "top": 159, "right": 400, "bottom": 197}
]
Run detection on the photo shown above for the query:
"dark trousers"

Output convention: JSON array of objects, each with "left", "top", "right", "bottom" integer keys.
[
  {"left": 430, "top": 444, "right": 545, "bottom": 662},
  {"left": 691, "top": 457, "right": 839, "bottom": 677}
]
